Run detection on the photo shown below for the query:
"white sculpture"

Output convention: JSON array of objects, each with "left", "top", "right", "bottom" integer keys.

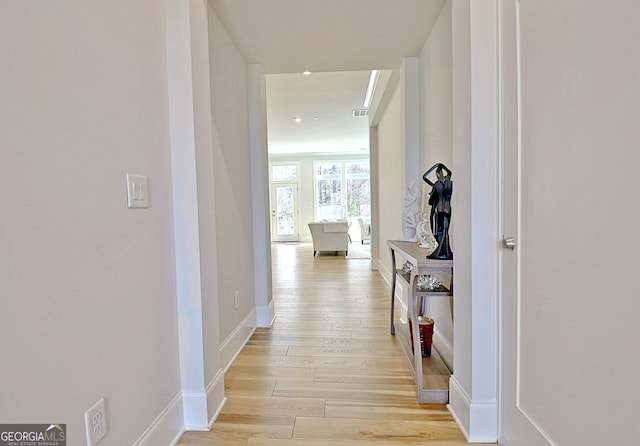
[
  {"left": 400, "top": 179, "right": 422, "bottom": 242},
  {"left": 416, "top": 216, "right": 438, "bottom": 255}
]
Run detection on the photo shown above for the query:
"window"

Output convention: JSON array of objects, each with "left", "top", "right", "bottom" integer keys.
[
  {"left": 346, "top": 161, "right": 370, "bottom": 218},
  {"left": 315, "top": 162, "right": 342, "bottom": 220},
  {"left": 315, "top": 160, "right": 370, "bottom": 220},
  {"left": 271, "top": 164, "right": 297, "bottom": 182}
]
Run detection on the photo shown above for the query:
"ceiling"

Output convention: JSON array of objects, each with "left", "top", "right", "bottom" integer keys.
[
  {"left": 209, "top": 0, "right": 447, "bottom": 155},
  {"left": 266, "top": 70, "right": 373, "bottom": 154}
]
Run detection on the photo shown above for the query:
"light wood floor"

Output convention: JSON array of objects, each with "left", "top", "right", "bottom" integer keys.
[{"left": 178, "top": 243, "right": 470, "bottom": 445}]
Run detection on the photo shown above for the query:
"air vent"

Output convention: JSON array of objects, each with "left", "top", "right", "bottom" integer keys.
[{"left": 352, "top": 109, "right": 369, "bottom": 118}]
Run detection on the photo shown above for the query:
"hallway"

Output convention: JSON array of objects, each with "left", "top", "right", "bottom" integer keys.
[{"left": 178, "top": 243, "right": 468, "bottom": 445}]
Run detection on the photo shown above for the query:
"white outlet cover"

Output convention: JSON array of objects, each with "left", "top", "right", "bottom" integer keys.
[
  {"left": 126, "top": 174, "right": 149, "bottom": 208},
  {"left": 85, "top": 397, "right": 108, "bottom": 446}
]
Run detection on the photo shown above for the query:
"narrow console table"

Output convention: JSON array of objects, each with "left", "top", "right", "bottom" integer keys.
[{"left": 387, "top": 240, "right": 453, "bottom": 403}]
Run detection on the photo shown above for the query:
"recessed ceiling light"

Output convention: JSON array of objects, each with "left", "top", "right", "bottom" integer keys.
[
  {"left": 303, "top": 71, "right": 311, "bottom": 76},
  {"left": 313, "top": 117, "right": 319, "bottom": 121},
  {"left": 294, "top": 117, "right": 302, "bottom": 123}
]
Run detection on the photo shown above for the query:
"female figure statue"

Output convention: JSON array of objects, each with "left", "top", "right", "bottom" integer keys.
[{"left": 422, "top": 163, "right": 453, "bottom": 260}]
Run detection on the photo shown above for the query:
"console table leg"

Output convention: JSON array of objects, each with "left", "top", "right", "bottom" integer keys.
[{"left": 390, "top": 247, "right": 397, "bottom": 335}]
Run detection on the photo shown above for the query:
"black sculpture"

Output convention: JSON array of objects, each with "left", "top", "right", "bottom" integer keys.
[{"left": 422, "top": 163, "right": 453, "bottom": 260}]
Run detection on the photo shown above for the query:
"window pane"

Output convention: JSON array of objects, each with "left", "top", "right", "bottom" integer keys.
[
  {"left": 275, "top": 186, "right": 295, "bottom": 235},
  {"left": 317, "top": 178, "right": 342, "bottom": 220},
  {"left": 316, "top": 162, "right": 341, "bottom": 176},
  {"left": 346, "top": 161, "right": 369, "bottom": 175},
  {"left": 272, "top": 165, "right": 297, "bottom": 182},
  {"left": 347, "top": 178, "right": 370, "bottom": 217}
]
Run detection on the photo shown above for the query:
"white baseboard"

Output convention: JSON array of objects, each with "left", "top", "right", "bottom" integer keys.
[
  {"left": 183, "top": 392, "right": 209, "bottom": 431},
  {"left": 448, "top": 377, "right": 472, "bottom": 439},
  {"left": 448, "top": 376, "right": 498, "bottom": 443},
  {"left": 378, "top": 260, "right": 393, "bottom": 288},
  {"left": 256, "top": 299, "right": 275, "bottom": 327},
  {"left": 133, "top": 392, "right": 185, "bottom": 446},
  {"left": 499, "top": 436, "right": 511, "bottom": 446},
  {"left": 220, "top": 309, "right": 257, "bottom": 371},
  {"left": 206, "top": 368, "right": 227, "bottom": 428},
  {"left": 134, "top": 312, "right": 257, "bottom": 444},
  {"left": 433, "top": 327, "right": 453, "bottom": 371}
]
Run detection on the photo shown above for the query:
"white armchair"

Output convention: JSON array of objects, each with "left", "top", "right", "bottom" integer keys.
[
  {"left": 308, "top": 221, "right": 349, "bottom": 256},
  {"left": 358, "top": 218, "right": 371, "bottom": 244}
]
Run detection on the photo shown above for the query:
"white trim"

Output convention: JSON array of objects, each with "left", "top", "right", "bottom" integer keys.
[
  {"left": 450, "top": 0, "right": 499, "bottom": 442},
  {"left": 132, "top": 393, "right": 185, "bottom": 446},
  {"left": 205, "top": 368, "right": 227, "bottom": 428},
  {"left": 448, "top": 376, "right": 471, "bottom": 439},
  {"left": 165, "top": 0, "right": 213, "bottom": 433},
  {"left": 219, "top": 309, "right": 257, "bottom": 371},
  {"left": 248, "top": 63, "right": 274, "bottom": 344},
  {"left": 432, "top": 327, "right": 453, "bottom": 371},
  {"left": 256, "top": 299, "right": 275, "bottom": 327},
  {"left": 448, "top": 376, "right": 499, "bottom": 443},
  {"left": 182, "top": 392, "right": 209, "bottom": 431},
  {"left": 208, "top": 396, "right": 228, "bottom": 429},
  {"left": 377, "top": 257, "right": 393, "bottom": 289}
]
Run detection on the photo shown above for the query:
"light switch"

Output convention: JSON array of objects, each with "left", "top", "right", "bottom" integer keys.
[{"left": 126, "top": 174, "right": 149, "bottom": 208}]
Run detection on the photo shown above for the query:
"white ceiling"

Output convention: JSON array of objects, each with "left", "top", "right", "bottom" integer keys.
[
  {"left": 209, "top": 0, "right": 446, "bottom": 154},
  {"left": 266, "top": 71, "right": 373, "bottom": 154}
]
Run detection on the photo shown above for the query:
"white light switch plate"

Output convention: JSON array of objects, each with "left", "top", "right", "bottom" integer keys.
[{"left": 126, "top": 174, "right": 149, "bottom": 208}]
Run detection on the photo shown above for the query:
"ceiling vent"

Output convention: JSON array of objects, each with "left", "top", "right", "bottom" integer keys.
[{"left": 352, "top": 109, "right": 369, "bottom": 118}]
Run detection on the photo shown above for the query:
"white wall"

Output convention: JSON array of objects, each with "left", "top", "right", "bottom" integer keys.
[
  {"left": 0, "top": 1, "right": 182, "bottom": 444},
  {"left": 371, "top": 3, "right": 455, "bottom": 370},
  {"left": 376, "top": 84, "right": 405, "bottom": 271},
  {"left": 207, "top": 6, "right": 257, "bottom": 361},
  {"left": 418, "top": 0, "right": 454, "bottom": 370},
  {"left": 420, "top": 1, "right": 453, "bottom": 170}
]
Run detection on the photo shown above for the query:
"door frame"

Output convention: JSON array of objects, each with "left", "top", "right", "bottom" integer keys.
[{"left": 268, "top": 162, "right": 301, "bottom": 242}]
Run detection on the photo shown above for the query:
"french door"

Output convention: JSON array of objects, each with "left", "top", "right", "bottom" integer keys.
[{"left": 270, "top": 183, "right": 299, "bottom": 242}]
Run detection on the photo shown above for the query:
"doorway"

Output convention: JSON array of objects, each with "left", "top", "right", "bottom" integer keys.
[
  {"left": 269, "top": 163, "right": 300, "bottom": 242},
  {"left": 270, "top": 182, "right": 299, "bottom": 242}
]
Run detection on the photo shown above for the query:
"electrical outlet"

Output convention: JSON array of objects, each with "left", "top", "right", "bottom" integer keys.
[
  {"left": 235, "top": 290, "right": 240, "bottom": 309},
  {"left": 85, "top": 398, "right": 108, "bottom": 446}
]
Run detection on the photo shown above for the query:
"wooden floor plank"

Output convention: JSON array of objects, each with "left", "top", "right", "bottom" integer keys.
[
  {"left": 221, "top": 396, "right": 326, "bottom": 417},
  {"left": 177, "top": 243, "right": 478, "bottom": 445},
  {"left": 292, "top": 416, "right": 467, "bottom": 442},
  {"left": 231, "top": 354, "right": 368, "bottom": 370},
  {"left": 225, "top": 365, "right": 316, "bottom": 382},
  {"left": 324, "top": 400, "right": 455, "bottom": 421},
  {"left": 313, "top": 368, "right": 414, "bottom": 385},
  {"left": 286, "top": 345, "right": 398, "bottom": 358},
  {"left": 272, "top": 379, "right": 416, "bottom": 402},
  {"left": 248, "top": 439, "right": 470, "bottom": 446}
]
